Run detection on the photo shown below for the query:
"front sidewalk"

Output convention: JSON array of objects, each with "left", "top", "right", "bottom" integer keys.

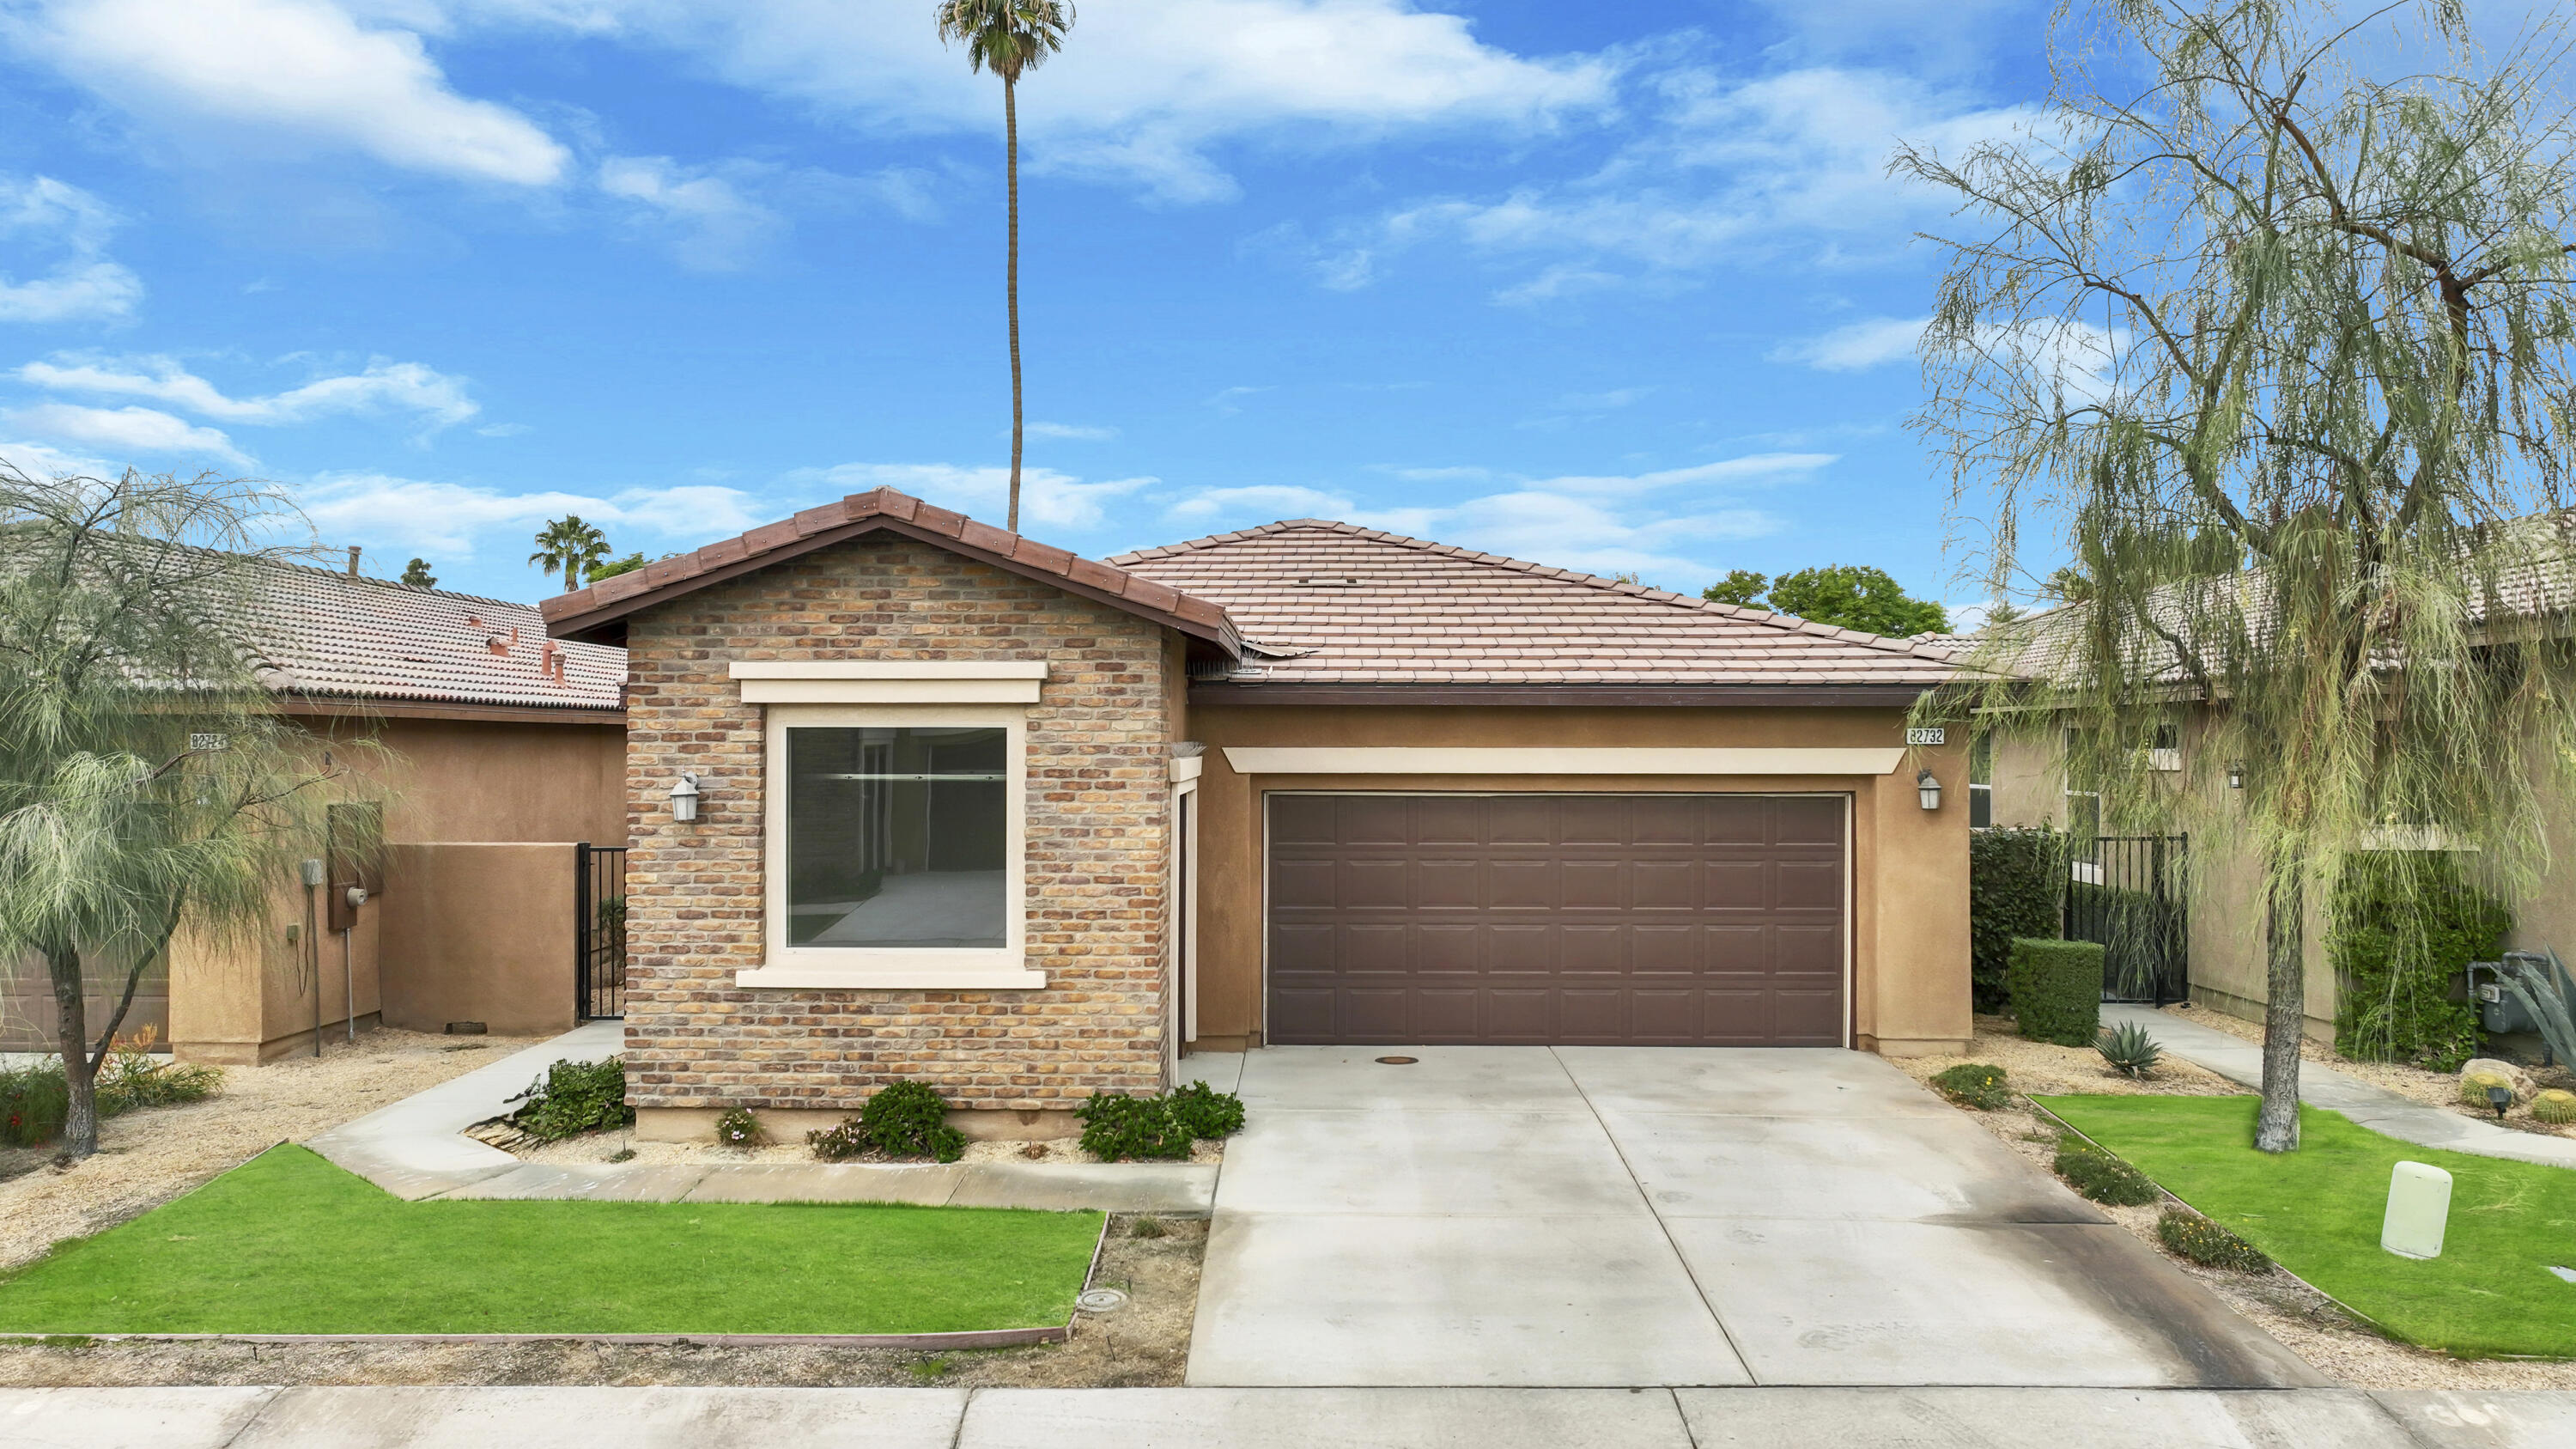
[
  {"left": 302, "top": 1022, "right": 1214, "bottom": 1215},
  {"left": 8, "top": 1385, "right": 2571, "bottom": 1448}
]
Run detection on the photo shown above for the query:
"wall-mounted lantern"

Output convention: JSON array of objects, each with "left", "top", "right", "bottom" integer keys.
[
  {"left": 668, "top": 771, "right": 702, "bottom": 823},
  {"left": 2227, "top": 761, "right": 2245, "bottom": 790},
  {"left": 1917, "top": 769, "right": 1941, "bottom": 811}
]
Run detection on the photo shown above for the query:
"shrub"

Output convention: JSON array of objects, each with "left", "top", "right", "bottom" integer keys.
[
  {"left": 0, "top": 1063, "right": 69, "bottom": 1148},
  {"left": 1165, "top": 1081, "right": 1247, "bottom": 1140},
  {"left": 507, "top": 1057, "right": 632, "bottom": 1142},
  {"left": 714, "top": 1105, "right": 766, "bottom": 1148},
  {"left": 1930, "top": 1062, "right": 2012, "bottom": 1111},
  {"left": 2010, "top": 938, "right": 2105, "bottom": 1046},
  {"left": 1077, "top": 1093, "right": 1194, "bottom": 1161},
  {"left": 2096, "top": 1021, "right": 2163, "bottom": 1078},
  {"left": 2156, "top": 1209, "right": 2271, "bottom": 1272},
  {"left": 806, "top": 1117, "right": 868, "bottom": 1161},
  {"left": 2533, "top": 1089, "right": 2576, "bottom": 1124},
  {"left": 1971, "top": 828, "right": 2064, "bottom": 1013},
  {"left": 860, "top": 1080, "right": 967, "bottom": 1162},
  {"left": 2054, "top": 1138, "right": 2158, "bottom": 1205},
  {"left": 2330, "top": 853, "right": 2507, "bottom": 1071},
  {"left": 1, "top": 1038, "right": 224, "bottom": 1148}
]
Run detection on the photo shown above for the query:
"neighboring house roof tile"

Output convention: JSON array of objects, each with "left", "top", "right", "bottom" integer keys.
[
  {"left": 1109, "top": 521, "right": 1959, "bottom": 688},
  {"left": 542, "top": 487, "right": 1246, "bottom": 655},
  {"left": 237, "top": 559, "right": 624, "bottom": 714}
]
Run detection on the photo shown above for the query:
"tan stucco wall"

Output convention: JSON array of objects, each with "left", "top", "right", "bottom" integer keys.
[
  {"left": 377, "top": 843, "right": 580, "bottom": 1038},
  {"left": 168, "top": 885, "right": 381, "bottom": 1065},
  {"left": 355, "top": 716, "right": 628, "bottom": 846},
  {"left": 1182, "top": 703, "right": 1971, "bottom": 1055}
]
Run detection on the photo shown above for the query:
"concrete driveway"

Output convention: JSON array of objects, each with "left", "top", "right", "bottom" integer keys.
[{"left": 1182, "top": 1046, "right": 2319, "bottom": 1389}]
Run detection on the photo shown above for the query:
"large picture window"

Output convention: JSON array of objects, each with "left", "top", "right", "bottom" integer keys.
[
  {"left": 750, "top": 701, "right": 1037, "bottom": 989},
  {"left": 788, "top": 726, "right": 1007, "bottom": 947}
]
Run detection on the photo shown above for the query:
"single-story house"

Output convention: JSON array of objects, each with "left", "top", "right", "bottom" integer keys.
[
  {"left": 543, "top": 487, "right": 1971, "bottom": 1141},
  {"left": 3, "top": 552, "right": 628, "bottom": 1061}
]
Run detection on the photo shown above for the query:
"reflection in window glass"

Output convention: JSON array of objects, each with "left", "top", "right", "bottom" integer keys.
[{"left": 787, "top": 726, "right": 1006, "bottom": 947}]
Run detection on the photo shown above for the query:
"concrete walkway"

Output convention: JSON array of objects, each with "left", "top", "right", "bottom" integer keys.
[
  {"left": 2103, "top": 1005, "right": 2576, "bottom": 1170},
  {"left": 303, "top": 1023, "right": 1214, "bottom": 1215},
  {"left": 8, "top": 1385, "right": 2572, "bottom": 1448},
  {"left": 1185, "top": 1045, "right": 2317, "bottom": 1389}
]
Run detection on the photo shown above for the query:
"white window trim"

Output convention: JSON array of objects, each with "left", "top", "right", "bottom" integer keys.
[
  {"left": 730, "top": 660, "right": 1048, "bottom": 705},
  {"left": 739, "top": 700, "right": 1043, "bottom": 990}
]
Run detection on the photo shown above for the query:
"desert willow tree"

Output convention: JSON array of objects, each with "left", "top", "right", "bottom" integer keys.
[
  {"left": 936, "top": 0, "right": 1075, "bottom": 533},
  {"left": 0, "top": 466, "right": 353, "bottom": 1157},
  {"left": 1899, "top": 0, "right": 2576, "bottom": 1152}
]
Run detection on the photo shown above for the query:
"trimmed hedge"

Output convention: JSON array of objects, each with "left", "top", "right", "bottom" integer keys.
[
  {"left": 2010, "top": 937, "right": 2104, "bottom": 1046},
  {"left": 2330, "top": 853, "right": 2508, "bottom": 1072},
  {"left": 1971, "top": 828, "right": 2064, "bottom": 1013}
]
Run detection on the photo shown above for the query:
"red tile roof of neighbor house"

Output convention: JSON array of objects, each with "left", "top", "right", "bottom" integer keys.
[
  {"left": 541, "top": 486, "right": 1246, "bottom": 655},
  {"left": 1110, "top": 521, "right": 1959, "bottom": 690},
  {"left": 240, "top": 557, "right": 624, "bottom": 715}
]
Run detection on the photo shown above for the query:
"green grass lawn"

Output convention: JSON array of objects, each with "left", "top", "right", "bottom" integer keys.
[
  {"left": 2038, "top": 1094, "right": 2576, "bottom": 1359},
  {"left": 0, "top": 1146, "right": 1103, "bottom": 1336}
]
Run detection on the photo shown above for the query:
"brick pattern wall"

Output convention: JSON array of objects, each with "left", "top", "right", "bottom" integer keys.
[{"left": 621, "top": 533, "right": 1173, "bottom": 1111}]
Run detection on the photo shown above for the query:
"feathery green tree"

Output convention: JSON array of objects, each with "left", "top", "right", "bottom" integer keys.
[
  {"left": 0, "top": 465, "right": 349, "bottom": 1157},
  {"left": 936, "top": 0, "right": 1076, "bottom": 533},
  {"left": 1903, "top": 0, "right": 2576, "bottom": 1150}
]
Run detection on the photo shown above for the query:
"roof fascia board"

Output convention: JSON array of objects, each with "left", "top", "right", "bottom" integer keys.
[
  {"left": 1220, "top": 746, "right": 1906, "bottom": 776},
  {"left": 1186, "top": 683, "right": 1935, "bottom": 708},
  {"left": 281, "top": 697, "right": 623, "bottom": 726}
]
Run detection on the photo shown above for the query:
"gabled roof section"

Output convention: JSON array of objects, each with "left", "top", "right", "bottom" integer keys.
[
  {"left": 1110, "top": 520, "right": 1959, "bottom": 690},
  {"left": 542, "top": 486, "right": 1242, "bottom": 656},
  {"left": 238, "top": 557, "right": 624, "bottom": 715}
]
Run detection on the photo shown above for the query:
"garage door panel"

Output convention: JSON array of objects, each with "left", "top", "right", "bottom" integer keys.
[{"left": 1267, "top": 794, "right": 1846, "bottom": 1046}]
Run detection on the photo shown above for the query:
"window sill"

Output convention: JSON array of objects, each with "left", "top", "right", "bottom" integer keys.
[{"left": 733, "top": 965, "right": 1048, "bottom": 990}]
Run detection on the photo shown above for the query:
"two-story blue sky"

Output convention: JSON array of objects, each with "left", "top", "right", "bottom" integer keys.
[{"left": 0, "top": 0, "right": 2058, "bottom": 612}]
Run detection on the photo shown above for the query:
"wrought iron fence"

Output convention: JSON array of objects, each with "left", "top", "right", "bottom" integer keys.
[
  {"left": 575, "top": 843, "right": 628, "bottom": 1021},
  {"left": 2065, "top": 833, "right": 2190, "bottom": 1005}
]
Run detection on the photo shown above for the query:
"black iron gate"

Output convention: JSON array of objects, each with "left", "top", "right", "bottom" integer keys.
[
  {"left": 2066, "top": 834, "right": 2190, "bottom": 1005},
  {"left": 574, "top": 842, "right": 628, "bottom": 1021}
]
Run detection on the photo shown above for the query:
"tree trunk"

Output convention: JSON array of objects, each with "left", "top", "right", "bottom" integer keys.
[
  {"left": 46, "top": 947, "right": 100, "bottom": 1159},
  {"left": 1004, "top": 73, "right": 1024, "bottom": 535},
  {"left": 2255, "top": 863, "right": 2305, "bottom": 1153}
]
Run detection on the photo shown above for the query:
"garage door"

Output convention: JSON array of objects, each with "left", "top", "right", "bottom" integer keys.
[{"left": 1266, "top": 793, "right": 1846, "bottom": 1046}]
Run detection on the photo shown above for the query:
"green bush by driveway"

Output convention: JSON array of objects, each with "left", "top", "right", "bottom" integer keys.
[
  {"left": 0, "top": 1146, "right": 1103, "bottom": 1336},
  {"left": 2038, "top": 1094, "right": 2576, "bottom": 1359},
  {"left": 2009, "top": 938, "right": 2104, "bottom": 1045}
]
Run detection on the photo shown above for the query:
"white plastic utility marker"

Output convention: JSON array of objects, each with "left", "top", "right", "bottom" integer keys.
[{"left": 2382, "top": 1160, "right": 2453, "bottom": 1259}]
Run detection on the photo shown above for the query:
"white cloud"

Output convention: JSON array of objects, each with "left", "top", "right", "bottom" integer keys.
[
  {"left": 1028, "top": 421, "right": 1118, "bottom": 441},
  {"left": 1165, "top": 484, "right": 1354, "bottom": 523},
  {"left": 1772, "top": 315, "right": 1927, "bottom": 371},
  {"left": 1, "top": 401, "right": 252, "bottom": 466},
  {"left": 0, "top": 436, "right": 120, "bottom": 478},
  {"left": 17, "top": 354, "right": 479, "bottom": 427},
  {"left": 0, "top": 175, "right": 143, "bottom": 323},
  {"left": 795, "top": 461, "right": 1154, "bottom": 533},
  {"left": 296, "top": 472, "right": 764, "bottom": 555},
  {"left": 14, "top": 0, "right": 569, "bottom": 186},
  {"left": 598, "top": 155, "right": 781, "bottom": 271},
  {"left": 419, "top": 0, "right": 1619, "bottom": 202},
  {"left": 1301, "top": 67, "right": 2038, "bottom": 295}
]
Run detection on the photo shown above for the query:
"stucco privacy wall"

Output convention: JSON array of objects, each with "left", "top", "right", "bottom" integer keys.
[
  {"left": 379, "top": 843, "right": 579, "bottom": 1038},
  {"left": 619, "top": 533, "right": 1176, "bottom": 1124},
  {"left": 1185, "top": 704, "right": 1972, "bottom": 1054}
]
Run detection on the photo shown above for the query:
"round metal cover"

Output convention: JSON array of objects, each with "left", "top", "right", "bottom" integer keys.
[
  {"left": 1376, "top": 1056, "right": 1419, "bottom": 1065},
  {"left": 1075, "top": 1288, "right": 1130, "bottom": 1313}
]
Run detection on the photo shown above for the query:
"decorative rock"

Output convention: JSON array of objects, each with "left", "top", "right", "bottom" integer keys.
[{"left": 2459, "top": 1058, "right": 2534, "bottom": 1106}]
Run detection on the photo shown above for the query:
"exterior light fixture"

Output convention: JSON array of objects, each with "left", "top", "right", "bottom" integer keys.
[
  {"left": 2227, "top": 761, "right": 2245, "bottom": 790},
  {"left": 2486, "top": 1084, "right": 2512, "bottom": 1120},
  {"left": 1917, "top": 769, "right": 1941, "bottom": 811},
  {"left": 668, "top": 771, "right": 702, "bottom": 823}
]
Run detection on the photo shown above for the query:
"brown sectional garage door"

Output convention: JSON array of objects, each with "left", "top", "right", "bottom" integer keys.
[{"left": 1267, "top": 793, "right": 1846, "bottom": 1046}]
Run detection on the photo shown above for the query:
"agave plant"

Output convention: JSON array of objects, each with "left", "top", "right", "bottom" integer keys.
[
  {"left": 2097, "top": 1021, "right": 2163, "bottom": 1078},
  {"left": 2497, "top": 949, "right": 2576, "bottom": 1069}
]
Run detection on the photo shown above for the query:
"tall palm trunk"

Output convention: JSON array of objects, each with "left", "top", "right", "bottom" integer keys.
[
  {"left": 47, "top": 947, "right": 100, "bottom": 1158},
  {"left": 2256, "top": 865, "right": 2305, "bottom": 1152},
  {"left": 1005, "top": 73, "right": 1024, "bottom": 534}
]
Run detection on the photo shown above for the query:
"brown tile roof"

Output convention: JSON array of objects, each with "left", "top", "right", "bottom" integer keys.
[
  {"left": 239, "top": 558, "right": 624, "bottom": 714},
  {"left": 542, "top": 487, "right": 1243, "bottom": 655},
  {"left": 1110, "top": 521, "right": 1959, "bottom": 688}
]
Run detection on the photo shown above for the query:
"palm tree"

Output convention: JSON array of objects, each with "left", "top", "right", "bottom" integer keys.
[
  {"left": 935, "top": 0, "right": 1075, "bottom": 533},
  {"left": 528, "top": 515, "right": 609, "bottom": 594}
]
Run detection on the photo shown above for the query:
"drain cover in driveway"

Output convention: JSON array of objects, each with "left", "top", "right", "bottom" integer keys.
[{"left": 1075, "top": 1288, "right": 1129, "bottom": 1313}]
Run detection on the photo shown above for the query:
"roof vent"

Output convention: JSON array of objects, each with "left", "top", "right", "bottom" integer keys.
[
  {"left": 486, "top": 636, "right": 509, "bottom": 656},
  {"left": 1292, "top": 576, "right": 1360, "bottom": 588}
]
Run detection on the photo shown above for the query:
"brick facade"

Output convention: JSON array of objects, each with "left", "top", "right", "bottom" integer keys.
[{"left": 620, "top": 533, "right": 1174, "bottom": 1113}]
